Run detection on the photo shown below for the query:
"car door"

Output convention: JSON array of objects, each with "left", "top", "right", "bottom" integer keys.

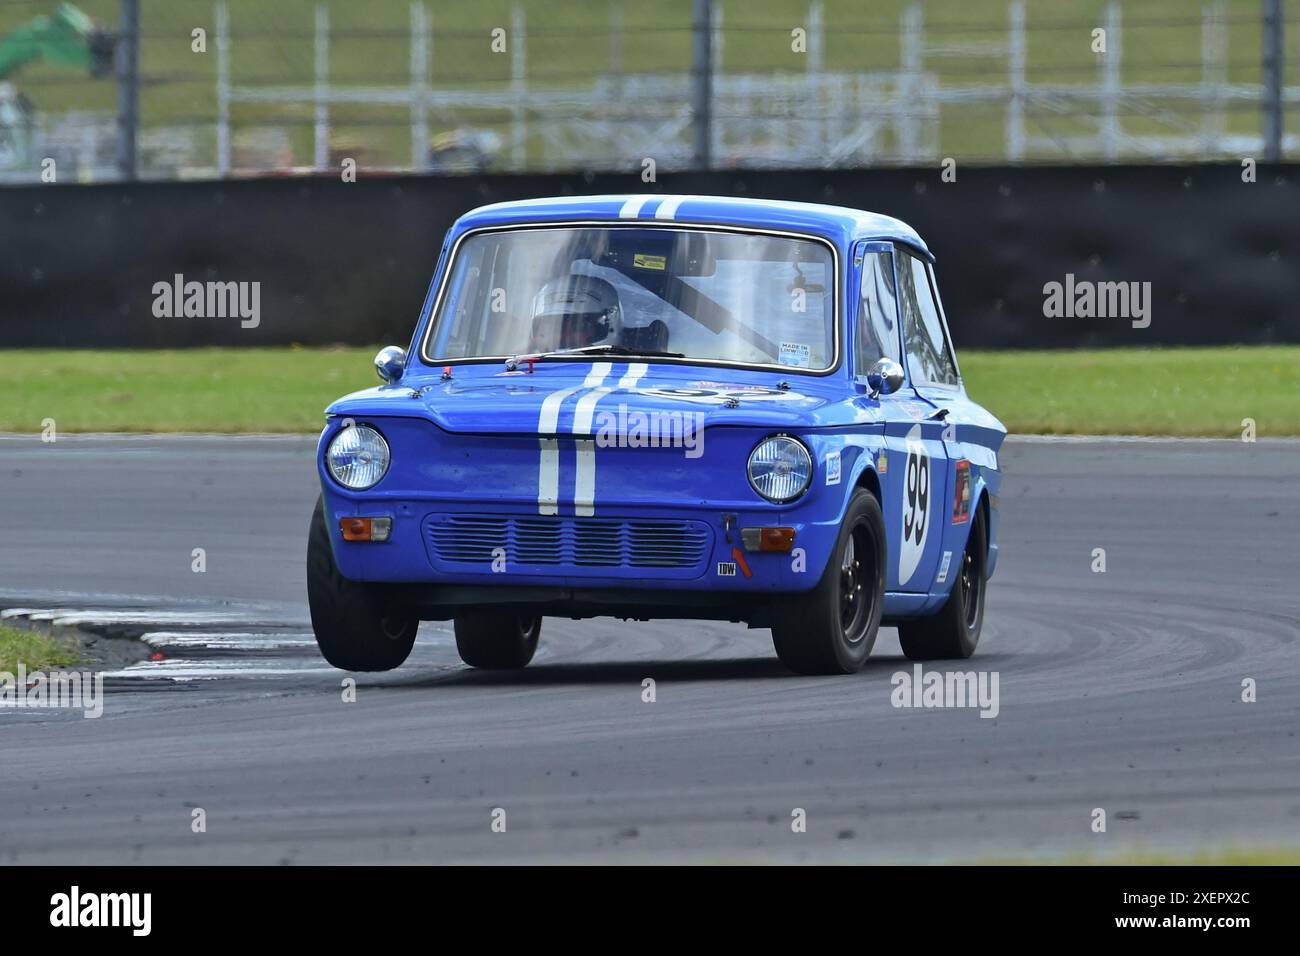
[
  {"left": 903, "top": 251, "right": 1005, "bottom": 582},
  {"left": 852, "top": 241, "right": 948, "bottom": 593},
  {"left": 888, "top": 246, "right": 956, "bottom": 593}
]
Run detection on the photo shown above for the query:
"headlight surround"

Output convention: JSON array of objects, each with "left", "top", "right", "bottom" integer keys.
[
  {"left": 747, "top": 435, "right": 813, "bottom": 503},
  {"left": 326, "top": 424, "right": 390, "bottom": 490}
]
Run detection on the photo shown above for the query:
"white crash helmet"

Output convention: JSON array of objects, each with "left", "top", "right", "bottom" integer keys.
[{"left": 529, "top": 275, "right": 622, "bottom": 351}]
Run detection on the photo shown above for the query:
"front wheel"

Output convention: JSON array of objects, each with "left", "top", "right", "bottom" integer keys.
[
  {"left": 307, "top": 497, "right": 418, "bottom": 671},
  {"left": 770, "top": 488, "right": 886, "bottom": 675},
  {"left": 898, "top": 501, "right": 987, "bottom": 660},
  {"left": 454, "top": 611, "right": 541, "bottom": 669}
]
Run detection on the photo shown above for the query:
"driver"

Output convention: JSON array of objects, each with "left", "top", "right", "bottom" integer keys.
[{"left": 528, "top": 275, "right": 622, "bottom": 352}]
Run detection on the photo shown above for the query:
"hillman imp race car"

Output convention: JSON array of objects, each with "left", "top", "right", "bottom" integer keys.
[{"left": 308, "top": 195, "right": 1005, "bottom": 675}]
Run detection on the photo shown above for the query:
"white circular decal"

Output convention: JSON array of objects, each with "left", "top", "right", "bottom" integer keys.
[{"left": 899, "top": 424, "right": 930, "bottom": 585}]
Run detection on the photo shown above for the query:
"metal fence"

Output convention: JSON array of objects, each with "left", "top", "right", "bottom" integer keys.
[{"left": 1, "top": 0, "right": 1297, "bottom": 183}]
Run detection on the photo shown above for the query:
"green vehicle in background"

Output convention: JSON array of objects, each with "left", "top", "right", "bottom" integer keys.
[{"left": 0, "top": 3, "right": 114, "bottom": 172}]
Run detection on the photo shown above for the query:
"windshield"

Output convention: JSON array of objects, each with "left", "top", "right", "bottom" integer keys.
[{"left": 422, "top": 225, "right": 837, "bottom": 371}]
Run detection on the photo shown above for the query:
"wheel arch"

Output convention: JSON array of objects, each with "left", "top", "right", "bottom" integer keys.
[{"left": 853, "top": 462, "right": 882, "bottom": 505}]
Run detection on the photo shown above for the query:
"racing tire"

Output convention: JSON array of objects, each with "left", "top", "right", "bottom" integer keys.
[
  {"left": 898, "top": 501, "right": 987, "bottom": 660},
  {"left": 307, "top": 497, "right": 418, "bottom": 672},
  {"left": 770, "top": 488, "right": 886, "bottom": 675},
  {"left": 454, "top": 611, "right": 541, "bottom": 669}
]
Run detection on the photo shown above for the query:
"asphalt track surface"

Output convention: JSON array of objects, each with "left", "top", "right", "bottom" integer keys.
[{"left": 1, "top": 434, "right": 1297, "bottom": 864}]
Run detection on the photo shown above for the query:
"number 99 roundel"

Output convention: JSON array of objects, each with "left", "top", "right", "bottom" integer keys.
[{"left": 899, "top": 424, "right": 930, "bottom": 585}]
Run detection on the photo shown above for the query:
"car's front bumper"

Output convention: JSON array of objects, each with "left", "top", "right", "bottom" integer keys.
[{"left": 320, "top": 494, "right": 837, "bottom": 596}]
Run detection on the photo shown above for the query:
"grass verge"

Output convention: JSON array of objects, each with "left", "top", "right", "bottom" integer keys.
[
  {"left": 0, "top": 624, "right": 80, "bottom": 673},
  {"left": 962, "top": 346, "right": 1300, "bottom": 437},
  {"left": 969, "top": 846, "right": 1300, "bottom": 865},
  {"left": 0, "top": 346, "right": 1295, "bottom": 436}
]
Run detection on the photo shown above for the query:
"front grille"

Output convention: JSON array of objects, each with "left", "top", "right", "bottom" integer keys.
[{"left": 424, "top": 514, "right": 711, "bottom": 576}]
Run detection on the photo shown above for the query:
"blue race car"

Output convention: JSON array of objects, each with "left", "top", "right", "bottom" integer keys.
[{"left": 308, "top": 195, "right": 1005, "bottom": 675}]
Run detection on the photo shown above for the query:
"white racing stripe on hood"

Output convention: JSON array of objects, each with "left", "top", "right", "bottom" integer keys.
[
  {"left": 571, "top": 363, "right": 617, "bottom": 516},
  {"left": 572, "top": 363, "right": 651, "bottom": 516},
  {"left": 617, "top": 362, "right": 649, "bottom": 388},
  {"left": 538, "top": 363, "right": 612, "bottom": 515},
  {"left": 582, "top": 362, "right": 613, "bottom": 388}
]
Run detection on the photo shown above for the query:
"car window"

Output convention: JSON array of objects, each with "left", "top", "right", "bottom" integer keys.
[
  {"left": 898, "top": 249, "right": 958, "bottom": 386},
  {"left": 856, "top": 250, "right": 900, "bottom": 370},
  {"left": 427, "top": 226, "right": 836, "bottom": 370}
]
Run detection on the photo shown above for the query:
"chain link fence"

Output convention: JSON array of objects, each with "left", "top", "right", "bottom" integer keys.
[{"left": 1, "top": 0, "right": 1297, "bottom": 183}]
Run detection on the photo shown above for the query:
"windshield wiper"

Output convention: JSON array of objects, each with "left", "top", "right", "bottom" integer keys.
[
  {"left": 577, "top": 345, "right": 685, "bottom": 358},
  {"left": 505, "top": 344, "right": 684, "bottom": 372}
]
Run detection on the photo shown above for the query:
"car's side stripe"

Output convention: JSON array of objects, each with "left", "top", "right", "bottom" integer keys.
[
  {"left": 654, "top": 196, "right": 686, "bottom": 220},
  {"left": 618, "top": 196, "right": 651, "bottom": 219}
]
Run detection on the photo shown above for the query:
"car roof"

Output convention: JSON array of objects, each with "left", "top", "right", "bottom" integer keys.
[{"left": 452, "top": 194, "right": 933, "bottom": 260}]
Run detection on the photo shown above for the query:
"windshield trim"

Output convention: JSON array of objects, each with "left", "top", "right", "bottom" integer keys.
[{"left": 417, "top": 221, "right": 842, "bottom": 376}]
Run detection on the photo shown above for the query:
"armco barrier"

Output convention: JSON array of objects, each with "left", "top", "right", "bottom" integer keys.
[{"left": 1, "top": 164, "right": 1296, "bottom": 349}]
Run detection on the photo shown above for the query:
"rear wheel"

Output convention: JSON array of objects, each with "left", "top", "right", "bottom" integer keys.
[
  {"left": 770, "top": 488, "right": 886, "bottom": 675},
  {"left": 307, "top": 497, "right": 417, "bottom": 672},
  {"left": 454, "top": 611, "right": 541, "bottom": 669},
  {"left": 898, "top": 502, "right": 987, "bottom": 660}
]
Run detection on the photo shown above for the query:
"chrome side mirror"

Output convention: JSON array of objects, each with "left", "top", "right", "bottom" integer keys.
[
  {"left": 374, "top": 346, "right": 407, "bottom": 383},
  {"left": 866, "top": 358, "right": 905, "bottom": 398}
]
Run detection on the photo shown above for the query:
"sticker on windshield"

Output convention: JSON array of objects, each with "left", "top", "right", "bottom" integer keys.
[
  {"left": 633, "top": 253, "right": 666, "bottom": 271},
  {"left": 779, "top": 342, "right": 811, "bottom": 368}
]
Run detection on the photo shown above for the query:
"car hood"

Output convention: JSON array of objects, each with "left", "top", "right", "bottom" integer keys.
[{"left": 326, "top": 362, "right": 848, "bottom": 434}]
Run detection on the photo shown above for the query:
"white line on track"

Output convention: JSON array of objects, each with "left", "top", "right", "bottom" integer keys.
[
  {"left": 15, "top": 609, "right": 298, "bottom": 628},
  {"left": 1004, "top": 434, "right": 1300, "bottom": 445},
  {"left": 140, "top": 632, "right": 318, "bottom": 650}
]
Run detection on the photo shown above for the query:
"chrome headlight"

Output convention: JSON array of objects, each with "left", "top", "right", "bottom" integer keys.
[
  {"left": 747, "top": 435, "right": 812, "bottom": 503},
  {"left": 326, "top": 424, "right": 390, "bottom": 490}
]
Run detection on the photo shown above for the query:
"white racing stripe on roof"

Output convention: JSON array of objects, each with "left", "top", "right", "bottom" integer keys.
[
  {"left": 618, "top": 196, "right": 652, "bottom": 219},
  {"left": 654, "top": 196, "right": 686, "bottom": 220}
]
